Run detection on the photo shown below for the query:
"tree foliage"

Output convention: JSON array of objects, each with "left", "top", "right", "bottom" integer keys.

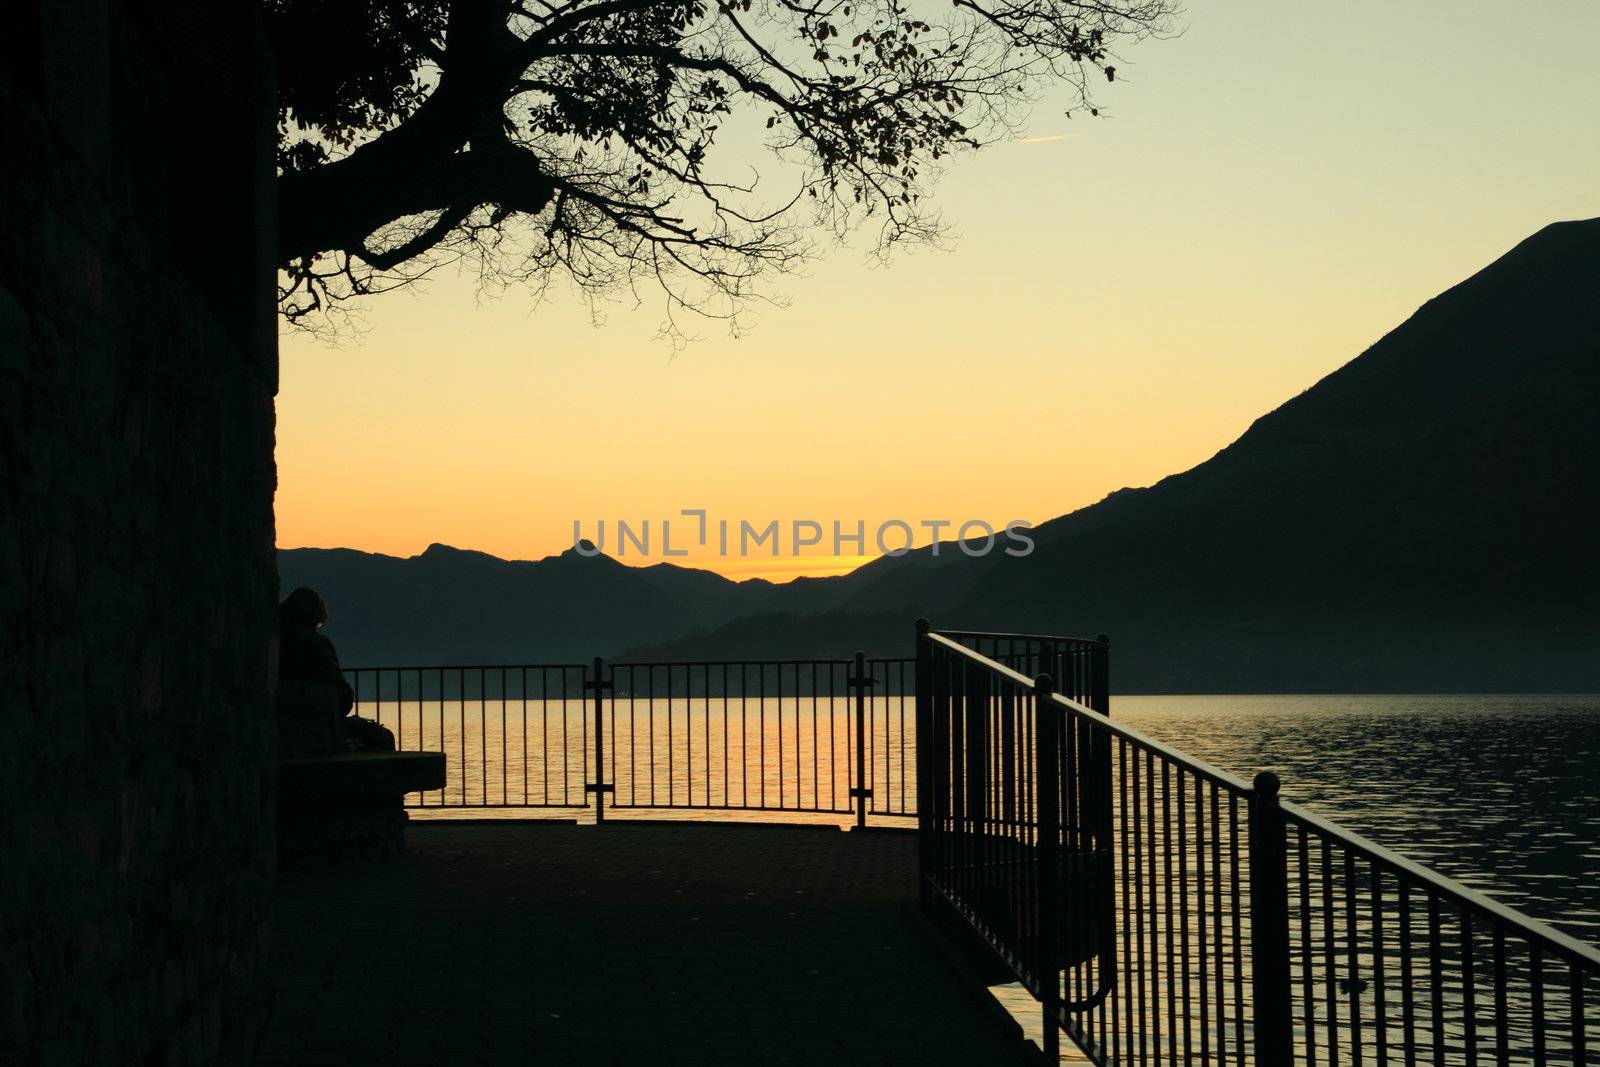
[{"left": 265, "top": 0, "right": 1174, "bottom": 331}]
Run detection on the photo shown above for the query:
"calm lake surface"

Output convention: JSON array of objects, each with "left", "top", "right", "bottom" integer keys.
[
  {"left": 363, "top": 692, "right": 1600, "bottom": 938},
  {"left": 1115, "top": 694, "right": 1600, "bottom": 940}
]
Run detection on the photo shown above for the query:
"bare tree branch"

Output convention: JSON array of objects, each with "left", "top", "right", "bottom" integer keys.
[{"left": 265, "top": 0, "right": 1177, "bottom": 334}]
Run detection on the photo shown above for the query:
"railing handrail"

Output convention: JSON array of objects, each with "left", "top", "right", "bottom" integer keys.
[
  {"left": 1282, "top": 797, "right": 1600, "bottom": 972},
  {"left": 348, "top": 657, "right": 915, "bottom": 672},
  {"left": 608, "top": 656, "right": 914, "bottom": 668},
  {"left": 927, "top": 631, "right": 1255, "bottom": 795},
  {"left": 935, "top": 627, "right": 1109, "bottom": 648},
  {"left": 345, "top": 662, "right": 589, "bottom": 673}
]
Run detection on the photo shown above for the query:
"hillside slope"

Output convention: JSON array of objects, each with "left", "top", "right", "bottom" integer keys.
[
  {"left": 626, "top": 219, "right": 1600, "bottom": 689},
  {"left": 949, "top": 218, "right": 1600, "bottom": 688}
]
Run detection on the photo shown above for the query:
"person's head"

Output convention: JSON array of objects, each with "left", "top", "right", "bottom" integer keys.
[{"left": 279, "top": 587, "right": 328, "bottom": 630}]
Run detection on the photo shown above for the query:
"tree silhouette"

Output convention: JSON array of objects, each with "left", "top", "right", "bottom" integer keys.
[{"left": 267, "top": 0, "right": 1173, "bottom": 330}]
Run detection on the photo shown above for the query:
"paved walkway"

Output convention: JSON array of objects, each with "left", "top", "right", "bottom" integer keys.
[{"left": 258, "top": 821, "right": 1037, "bottom": 1065}]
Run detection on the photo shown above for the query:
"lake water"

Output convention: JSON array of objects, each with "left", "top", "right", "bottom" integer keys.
[
  {"left": 1114, "top": 694, "right": 1600, "bottom": 940},
  {"left": 364, "top": 691, "right": 1600, "bottom": 939}
]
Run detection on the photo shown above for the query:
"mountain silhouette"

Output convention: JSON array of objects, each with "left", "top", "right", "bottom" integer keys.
[
  {"left": 282, "top": 219, "right": 1600, "bottom": 690},
  {"left": 276, "top": 541, "right": 788, "bottom": 665},
  {"left": 952, "top": 217, "right": 1600, "bottom": 686}
]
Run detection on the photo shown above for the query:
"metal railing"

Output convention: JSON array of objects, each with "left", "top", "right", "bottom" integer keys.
[
  {"left": 343, "top": 654, "right": 915, "bottom": 822},
  {"left": 342, "top": 626, "right": 1599, "bottom": 1063},
  {"left": 1278, "top": 801, "right": 1600, "bottom": 1065},
  {"left": 916, "top": 622, "right": 1600, "bottom": 1066},
  {"left": 345, "top": 664, "right": 590, "bottom": 808}
]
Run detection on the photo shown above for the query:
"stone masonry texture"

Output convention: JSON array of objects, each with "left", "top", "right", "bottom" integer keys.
[{"left": 1, "top": 2, "right": 278, "bottom": 1062}]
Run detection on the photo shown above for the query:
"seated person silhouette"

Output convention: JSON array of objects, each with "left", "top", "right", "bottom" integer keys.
[{"left": 278, "top": 587, "right": 394, "bottom": 755}]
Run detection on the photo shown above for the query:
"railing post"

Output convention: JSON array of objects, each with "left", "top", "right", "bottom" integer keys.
[
  {"left": 584, "top": 656, "right": 614, "bottom": 824},
  {"left": 1089, "top": 635, "right": 1113, "bottom": 848},
  {"left": 965, "top": 662, "right": 988, "bottom": 850},
  {"left": 1034, "top": 672, "right": 1061, "bottom": 1062},
  {"left": 915, "top": 619, "right": 933, "bottom": 907},
  {"left": 848, "top": 650, "right": 874, "bottom": 829},
  {"left": 1250, "top": 769, "right": 1293, "bottom": 1067},
  {"left": 1090, "top": 634, "right": 1110, "bottom": 716}
]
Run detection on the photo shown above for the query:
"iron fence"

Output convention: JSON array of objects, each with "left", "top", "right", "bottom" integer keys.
[
  {"left": 916, "top": 623, "right": 1600, "bottom": 1066},
  {"left": 343, "top": 626, "right": 1600, "bottom": 1064},
  {"left": 346, "top": 665, "right": 590, "bottom": 808},
  {"left": 1278, "top": 801, "right": 1599, "bottom": 1066},
  {"left": 343, "top": 655, "right": 915, "bottom": 821},
  {"left": 599, "top": 656, "right": 916, "bottom": 819}
]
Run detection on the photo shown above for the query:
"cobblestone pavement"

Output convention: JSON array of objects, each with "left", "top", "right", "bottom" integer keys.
[{"left": 259, "top": 821, "right": 1037, "bottom": 1065}]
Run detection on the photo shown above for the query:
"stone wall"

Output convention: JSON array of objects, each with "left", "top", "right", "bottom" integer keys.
[{"left": 0, "top": 2, "right": 278, "bottom": 1061}]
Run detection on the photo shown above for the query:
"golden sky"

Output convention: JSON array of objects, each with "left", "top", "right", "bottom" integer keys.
[{"left": 276, "top": 0, "right": 1600, "bottom": 582}]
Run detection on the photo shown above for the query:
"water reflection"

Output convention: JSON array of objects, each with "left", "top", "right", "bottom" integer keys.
[{"left": 1113, "top": 694, "right": 1600, "bottom": 937}]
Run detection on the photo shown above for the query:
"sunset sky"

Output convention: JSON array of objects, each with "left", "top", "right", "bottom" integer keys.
[{"left": 276, "top": 0, "right": 1600, "bottom": 581}]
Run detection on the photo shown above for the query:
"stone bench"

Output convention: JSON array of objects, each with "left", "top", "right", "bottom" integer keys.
[{"left": 277, "top": 751, "right": 446, "bottom": 870}]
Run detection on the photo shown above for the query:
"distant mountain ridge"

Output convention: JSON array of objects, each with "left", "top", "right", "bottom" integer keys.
[
  {"left": 281, "top": 219, "right": 1600, "bottom": 690},
  {"left": 277, "top": 541, "right": 791, "bottom": 665}
]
